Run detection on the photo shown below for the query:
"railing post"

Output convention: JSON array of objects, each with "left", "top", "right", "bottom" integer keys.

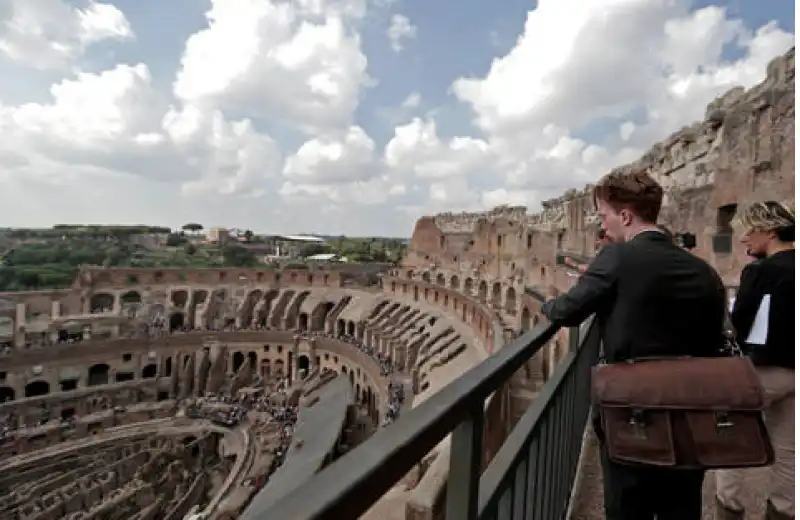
[
  {"left": 568, "top": 326, "right": 580, "bottom": 352},
  {"left": 446, "top": 404, "right": 484, "bottom": 520}
]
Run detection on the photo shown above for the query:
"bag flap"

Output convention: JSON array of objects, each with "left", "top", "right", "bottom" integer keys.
[{"left": 592, "top": 357, "right": 765, "bottom": 410}]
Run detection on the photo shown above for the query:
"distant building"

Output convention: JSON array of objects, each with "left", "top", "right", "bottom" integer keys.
[{"left": 206, "top": 228, "right": 230, "bottom": 244}]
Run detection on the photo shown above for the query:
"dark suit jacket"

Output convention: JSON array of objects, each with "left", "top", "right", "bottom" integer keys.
[
  {"left": 542, "top": 231, "right": 726, "bottom": 362},
  {"left": 731, "top": 249, "right": 794, "bottom": 369}
]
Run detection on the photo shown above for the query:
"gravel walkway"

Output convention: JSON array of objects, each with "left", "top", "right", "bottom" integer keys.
[{"left": 570, "top": 431, "right": 772, "bottom": 520}]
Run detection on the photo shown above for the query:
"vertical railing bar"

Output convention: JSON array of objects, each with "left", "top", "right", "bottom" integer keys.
[
  {"left": 533, "top": 429, "right": 547, "bottom": 520},
  {"left": 446, "top": 405, "right": 484, "bottom": 520},
  {"left": 512, "top": 456, "right": 527, "bottom": 520},
  {"left": 498, "top": 483, "right": 512, "bottom": 520},
  {"left": 542, "top": 415, "right": 555, "bottom": 518},
  {"left": 525, "top": 438, "right": 539, "bottom": 520},
  {"left": 553, "top": 381, "right": 565, "bottom": 517}
]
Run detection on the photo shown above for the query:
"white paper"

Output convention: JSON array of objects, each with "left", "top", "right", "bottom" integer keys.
[{"left": 744, "top": 294, "right": 771, "bottom": 345}]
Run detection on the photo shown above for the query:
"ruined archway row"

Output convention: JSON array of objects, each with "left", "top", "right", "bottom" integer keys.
[
  {"left": 382, "top": 275, "right": 501, "bottom": 355},
  {"left": 392, "top": 269, "right": 521, "bottom": 319}
]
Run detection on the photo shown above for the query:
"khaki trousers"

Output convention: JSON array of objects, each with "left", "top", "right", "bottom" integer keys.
[{"left": 715, "top": 366, "right": 795, "bottom": 517}]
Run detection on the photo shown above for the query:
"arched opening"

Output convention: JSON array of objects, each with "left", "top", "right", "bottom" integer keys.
[
  {"left": 491, "top": 282, "right": 502, "bottom": 307},
  {"left": 165, "top": 357, "right": 173, "bottom": 377},
  {"left": 336, "top": 319, "right": 345, "bottom": 337},
  {"left": 25, "top": 380, "right": 50, "bottom": 397},
  {"left": 88, "top": 363, "right": 110, "bottom": 386},
  {"left": 247, "top": 352, "right": 257, "bottom": 368},
  {"left": 89, "top": 293, "right": 114, "bottom": 313},
  {"left": 464, "top": 278, "right": 473, "bottom": 295},
  {"left": 274, "top": 359, "right": 284, "bottom": 376},
  {"left": 171, "top": 290, "right": 188, "bottom": 308},
  {"left": 346, "top": 321, "right": 355, "bottom": 336},
  {"left": 298, "top": 313, "right": 309, "bottom": 331},
  {"left": 520, "top": 307, "right": 532, "bottom": 333},
  {"left": 311, "top": 301, "right": 335, "bottom": 330},
  {"left": 142, "top": 364, "right": 158, "bottom": 379},
  {"left": 261, "top": 359, "right": 271, "bottom": 377},
  {"left": 505, "top": 286, "right": 517, "bottom": 314},
  {"left": 422, "top": 272, "right": 431, "bottom": 283},
  {"left": 169, "top": 312, "right": 184, "bottom": 331},
  {"left": 232, "top": 352, "right": 245, "bottom": 373},
  {"left": 450, "top": 275, "right": 459, "bottom": 290},
  {"left": 478, "top": 281, "right": 488, "bottom": 302},
  {"left": 436, "top": 273, "right": 446, "bottom": 285},
  {"left": 348, "top": 370, "right": 354, "bottom": 385},
  {"left": 298, "top": 355, "right": 310, "bottom": 374},
  {"left": 0, "top": 386, "right": 15, "bottom": 402},
  {"left": 413, "top": 286, "right": 419, "bottom": 301}
]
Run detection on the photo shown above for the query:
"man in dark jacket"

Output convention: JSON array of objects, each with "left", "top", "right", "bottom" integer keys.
[{"left": 541, "top": 170, "right": 726, "bottom": 520}]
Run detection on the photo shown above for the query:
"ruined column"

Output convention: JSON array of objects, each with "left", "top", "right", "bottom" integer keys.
[{"left": 14, "top": 302, "right": 25, "bottom": 349}]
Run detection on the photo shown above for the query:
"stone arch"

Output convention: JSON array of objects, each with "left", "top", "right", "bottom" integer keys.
[
  {"left": 274, "top": 359, "right": 284, "bottom": 375},
  {"left": 247, "top": 352, "right": 258, "bottom": 368},
  {"left": 368, "top": 300, "right": 389, "bottom": 319},
  {"left": 284, "top": 291, "right": 311, "bottom": 329},
  {"left": 171, "top": 290, "right": 188, "bottom": 308},
  {"left": 463, "top": 278, "right": 473, "bottom": 295},
  {"left": 505, "top": 286, "right": 517, "bottom": 314},
  {"left": 422, "top": 272, "right": 431, "bottom": 283},
  {"left": 298, "top": 354, "right": 310, "bottom": 374},
  {"left": 520, "top": 306, "right": 532, "bottom": 332},
  {"left": 0, "top": 386, "right": 14, "bottom": 402},
  {"left": 311, "top": 301, "right": 335, "bottom": 331},
  {"left": 88, "top": 363, "right": 110, "bottom": 386},
  {"left": 435, "top": 273, "right": 446, "bottom": 285},
  {"left": 255, "top": 289, "right": 281, "bottom": 326},
  {"left": 89, "top": 293, "right": 114, "bottom": 313},
  {"left": 241, "top": 289, "right": 263, "bottom": 325},
  {"left": 298, "top": 313, "right": 309, "bottom": 331},
  {"left": 491, "top": 282, "right": 502, "bottom": 307},
  {"left": 121, "top": 290, "right": 142, "bottom": 305},
  {"left": 477, "top": 280, "right": 488, "bottom": 302},
  {"left": 261, "top": 359, "right": 271, "bottom": 377},
  {"left": 336, "top": 319, "right": 345, "bottom": 337},
  {"left": 142, "top": 364, "right": 158, "bottom": 379},
  {"left": 346, "top": 321, "right": 356, "bottom": 336},
  {"left": 169, "top": 312, "right": 184, "bottom": 331},
  {"left": 232, "top": 352, "right": 245, "bottom": 373},
  {"left": 449, "top": 275, "right": 459, "bottom": 290}
]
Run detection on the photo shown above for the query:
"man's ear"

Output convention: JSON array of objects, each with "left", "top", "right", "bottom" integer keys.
[{"left": 619, "top": 208, "right": 633, "bottom": 226}]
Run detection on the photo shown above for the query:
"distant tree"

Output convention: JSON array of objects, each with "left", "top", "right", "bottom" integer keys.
[
  {"left": 222, "top": 244, "right": 257, "bottom": 267},
  {"left": 182, "top": 223, "right": 204, "bottom": 234},
  {"left": 184, "top": 243, "right": 197, "bottom": 256},
  {"left": 243, "top": 229, "right": 254, "bottom": 243},
  {"left": 166, "top": 233, "right": 186, "bottom": 247}
]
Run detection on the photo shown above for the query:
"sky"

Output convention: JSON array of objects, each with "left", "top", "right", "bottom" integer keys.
[{"left": 0, "top": 0, "right": 794, "bottom": 237}]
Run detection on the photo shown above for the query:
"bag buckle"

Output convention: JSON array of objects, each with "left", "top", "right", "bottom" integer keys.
[
  {"left": 629, "top": 409, "right": 648, "bottom": 439},
  {"left": 715, "top": 411, "right": 735, "bottom": 430}
]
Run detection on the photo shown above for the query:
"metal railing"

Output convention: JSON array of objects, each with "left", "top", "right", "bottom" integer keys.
[{"left": 246, "top": 317, "right": 600, "bottom": 520}]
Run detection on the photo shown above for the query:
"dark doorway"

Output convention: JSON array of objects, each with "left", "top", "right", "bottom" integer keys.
[
  {"left": 298, "top": 355, "right": 310, "bottom": 374},
  {"left": 88, "top": 363, "right": 110, "bottom": 386},
  {"left": 25, "top": 380, "right": 50, "bottom": 397}
]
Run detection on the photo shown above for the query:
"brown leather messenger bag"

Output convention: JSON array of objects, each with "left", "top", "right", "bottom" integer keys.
[{"left": 591, "top": 354, "right": 774, "bottom": 469}]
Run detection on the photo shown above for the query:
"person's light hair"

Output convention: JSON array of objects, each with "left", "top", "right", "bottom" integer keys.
[{"left": 736, "top": 200, "right": 795, "bottom": 242}]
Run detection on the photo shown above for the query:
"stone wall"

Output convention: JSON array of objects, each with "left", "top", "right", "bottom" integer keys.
[{"left": 404, "top": 47, "right": 795, "bottom": 289}]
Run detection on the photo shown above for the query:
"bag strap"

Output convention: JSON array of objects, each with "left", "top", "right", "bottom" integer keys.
[{"left": 722, "top": 306, "right": 744, "bottom": 357}]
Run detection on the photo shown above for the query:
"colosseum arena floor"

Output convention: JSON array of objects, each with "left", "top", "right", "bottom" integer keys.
[{"left": 1, "top": 265, "right": 521, "bottom": 520}]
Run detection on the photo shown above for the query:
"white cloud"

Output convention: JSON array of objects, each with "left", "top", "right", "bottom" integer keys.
[
  {"left": 173, "top": 0, "right": 371, "bottom": 135},
  {"left": 0, "top": 0, "right": 794, "bottom": 235},
  {"left": 387, "top": 14, "right": 416, "bottom": 52},
  {"left": 0, "top": 0, "right": 133, "bottom": 70}
]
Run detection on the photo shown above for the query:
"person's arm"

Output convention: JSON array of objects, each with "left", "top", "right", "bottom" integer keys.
[
  {"left": 541, "top": 244, "right": 622, "bottom": 326},
  {"left": 730, "top": 261, "right": 767, "bottom": 342}
]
